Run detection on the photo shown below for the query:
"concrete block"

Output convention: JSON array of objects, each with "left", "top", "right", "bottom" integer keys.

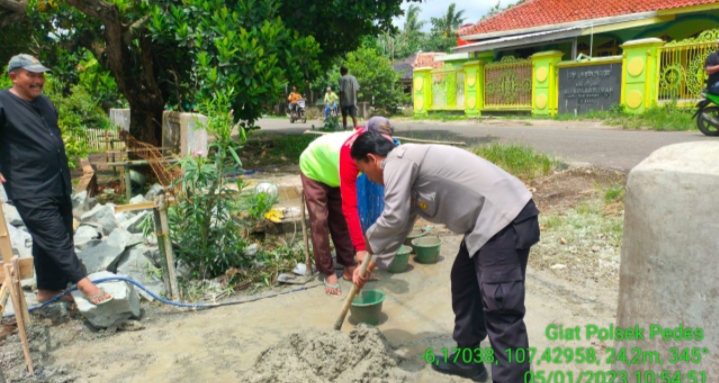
[
  {"left": 615, "top": 142, "right": 719, "bottom": 377},
  {"left": 7, "top": 223, "right": 32, "bottom": 258},
  {"left": 77, "top": 241, "right": 125, "bottom": 274},
  {"left": 72, "top": 191, "right": 89, "bottom": 212},
  {"left": 72, "top": 271, "right": 140, "bottom": 328},
  {"left": 129, "top": 194, "right": 148, "bottom": 205},
  {"left": 145, "top": 184, "right": 165, "bottom": 201},
  {"left": 3, "top": 203, "right": 24, "bottom": 227},
  {"left": 73, "top": 226, "right": 101, "bottom": 252},
  {"left": 117, "top": 245, "right": 164, "bottom": 301},
  {"left": 162, "top": 111, "right": 209, "bottom": 157},
  {"left": 80, "top": 204, "right": 119, "bottom": 236},
  {"left": 121, "top": 210, "right": 151, "bottom": 234}
]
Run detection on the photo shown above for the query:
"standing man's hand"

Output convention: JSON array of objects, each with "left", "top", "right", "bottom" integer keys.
[{"left": 0, "top": 173, "right": 6, "bottom": 184}]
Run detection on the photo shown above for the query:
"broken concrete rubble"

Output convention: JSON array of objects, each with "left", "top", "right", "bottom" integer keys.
[
  {"left": 145, "top": 184, "right": 165, "bottom": 201},
  {"left": 72, "top": 271, "right": 141, "bottom": 328},
  {"left": 7, "top": 223, "right": 32, "bottom": 258},
  {"left": 117, "top": 245, "right": 165, "bottom": 301},
  {"left": 73, "top": 226, "right": 101, "bottom": 252},
  {"left": 81, "top": 204, "right": 119, "bottom": 236},
  {"left": 3, "top": 203, "right": 24, "bottom": 227}
]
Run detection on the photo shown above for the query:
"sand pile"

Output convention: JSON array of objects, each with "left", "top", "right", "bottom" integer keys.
[{"left": 247, "top": 324, "right": 408, "bottom": 383}]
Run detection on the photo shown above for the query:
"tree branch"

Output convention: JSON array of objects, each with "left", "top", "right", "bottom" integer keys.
[
  {"left": 0, "top": 0, "right": 27, "bottom": 27},
  {"left": 123, "top": 14, "right": 150, "bottom": 45},
  {"left": 0, "top": 0, "right": 26, "bottom": 14}
]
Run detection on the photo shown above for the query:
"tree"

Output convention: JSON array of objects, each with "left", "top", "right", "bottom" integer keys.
[
  {"left": 345, "top": 44, "right": 406, "bottom": 113},
  {"left": 1, "top": 0, "right": 420, "bottom": 146},
  {"left": 430, "top": 3, "right": 465, "bottom": 39},
  {"left": 404, "top": 4, "right": 425, "bottom": 36}
]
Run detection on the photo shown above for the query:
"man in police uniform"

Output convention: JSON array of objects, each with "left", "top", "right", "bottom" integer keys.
[
  {"left": 0, "top": 54, "right": 112, "bottom": 305},
  {"left": 350, "top": 131, "right": 540, "bottom": 382}
]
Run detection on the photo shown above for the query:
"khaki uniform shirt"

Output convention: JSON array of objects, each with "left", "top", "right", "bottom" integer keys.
[{"left": 366, "top": 144, "right": 533, "bottom": 269}]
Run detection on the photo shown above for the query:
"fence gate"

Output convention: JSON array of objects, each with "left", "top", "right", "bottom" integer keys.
[
  {"left": 659, "top": 29, "right": 719, "bottom": 102},
  {"left": 484, "top": 56, "right": 533, "bottom": 110}
]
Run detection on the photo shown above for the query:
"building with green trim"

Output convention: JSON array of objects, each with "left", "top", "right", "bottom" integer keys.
[{"left": 413, "top": 0, "right": 719, "bottom": 117}]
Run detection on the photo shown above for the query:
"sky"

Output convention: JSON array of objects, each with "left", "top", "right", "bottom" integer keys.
[{"left": 393, "top": 0, "right": 517, "bottom": 32}]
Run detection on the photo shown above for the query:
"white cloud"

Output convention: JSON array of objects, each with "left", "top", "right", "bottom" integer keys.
[{"left": 393, "top": 0, "right": 517, "bottom": 32}]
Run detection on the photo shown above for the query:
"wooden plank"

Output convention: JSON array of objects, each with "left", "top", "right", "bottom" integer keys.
[
  {"left": 0, "top": 280, "right": 9, "bottom": 314},
  {"left": 0, "top": 258, "right": 34, "bottom": 281},
  {"left": 0, "top": 204, "right": 15, "bottom": 264},
  {"left": 5, "top": 265, "right": 33, "bottom": 375},
  {"left": 302, "top": 130, "right": 468, "bottom": 146},
  {"left": 114, "top": 199, "right": 177, "bottom": 213}
]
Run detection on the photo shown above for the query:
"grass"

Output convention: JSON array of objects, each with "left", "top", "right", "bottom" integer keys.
[
  {"left": 242, "top": 133, "right": 316, "bottom": 168},
  {"left": 472, "top": 143, "right": 561, "bottom": 181},
  {"left": 414, "top": 111, "right": 467, "bottom": 122},
  {"left": 411, "top": 102, "right": 696, "bottom": 131},
  {"left": 603, "top": 184, "right": 625, "bottom": 204}
]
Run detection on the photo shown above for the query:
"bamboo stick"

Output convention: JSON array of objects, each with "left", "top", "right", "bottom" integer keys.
[
  {"left": 296, "top": 187, "right": 312, "bottom": 279},
  {"left": 302, "top": 130, "right": 468, "bottom": 147},
  {"left": 154, "top": 195, "right": 179, "bottom": 300},
  {"left": 12, "top": 257, "right": 30, "bottom": 327}
]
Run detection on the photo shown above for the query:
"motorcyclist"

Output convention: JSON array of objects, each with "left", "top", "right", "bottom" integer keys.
[
  {"left": 705, "top": 40, "right": 719, "bottom": 94},
  {"left": 288, "top": 86, "right": 303, "bottom": 116},
  {"left": 324, "top": 87, "right": 339, "bottom": 119}
]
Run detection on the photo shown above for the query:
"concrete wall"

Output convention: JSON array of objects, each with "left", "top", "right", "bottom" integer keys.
[
  {"left": 615, "top": 142, "right": 719, "bottom": 377},
  {"left": 109, "top": 109, "right": 130, "bottom": 132},
  {"left": 162, "top": 111, "right": 208, "bottom": 157}
]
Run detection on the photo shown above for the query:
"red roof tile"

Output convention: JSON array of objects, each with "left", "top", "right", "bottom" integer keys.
[
  {"left": 413, "top": 53, "right": 446, "bottom": 69},
  {"left": 459, "top": 0, "right": 718, "bottom": 37}
]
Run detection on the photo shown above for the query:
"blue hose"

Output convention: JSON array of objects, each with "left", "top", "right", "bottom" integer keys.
[{"left": 4, "top": 276, "right": 317, "bottom": 318}]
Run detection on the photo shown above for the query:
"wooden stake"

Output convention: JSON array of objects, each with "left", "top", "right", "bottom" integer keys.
[
  {"left": 12, "top": 257, "right": 30, "bottom": 327},
  {"left": 297, "top": 187, "right": 312, "bottom": 279},
  {"left": 152, "top": 207, "right": 173, "bottom": 297},
  {"left": 0, "top": 280, "right": 9, "bottom": 314},
  {"left": 5, "top": 265, "right": 33, "bottom": 375},
  {"left": 0, "top": 204, "right": 15, "bottom": 264},
  {"left": 154, "top": 195, "right": 179, "bottom": 300}
]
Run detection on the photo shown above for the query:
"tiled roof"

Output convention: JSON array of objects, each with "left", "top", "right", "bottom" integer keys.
[
  {"left": 393, "top": 62, "right": 414, "bottom": 80},
  {"left": 413, "top": 53, "right": 446, "bottom": 69},
  {"left": 459, "top": 0, "right": 718, "bottom": 37}
]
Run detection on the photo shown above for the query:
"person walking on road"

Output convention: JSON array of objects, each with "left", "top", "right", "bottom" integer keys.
[
  {"left": 338, "top": 66, "right": 360, "bottom": 130},
  {"left": 0, "top": 54, "right": 113, "bottom": 305},
  {"left": 350, "top": 131, "right": 540, "bottom": 383}
]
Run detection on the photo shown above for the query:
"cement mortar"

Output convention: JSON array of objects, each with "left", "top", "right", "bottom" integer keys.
[{"left": 247, "top": 324, "right": 407, "bottom": 383}]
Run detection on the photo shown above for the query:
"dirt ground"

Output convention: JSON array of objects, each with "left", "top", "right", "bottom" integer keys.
[{"left": 0, "top": 166, "right": 627, "bottom": 383}]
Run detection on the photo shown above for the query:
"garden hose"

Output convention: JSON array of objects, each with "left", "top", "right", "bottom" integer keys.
[{"left": 3, "top": 276, "right": 319, "bottom": 318}]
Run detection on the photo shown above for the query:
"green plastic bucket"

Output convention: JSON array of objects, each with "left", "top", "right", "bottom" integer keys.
[
  {"left": 404, "top": 229, "right": 424, "bottom": 252},
  {"left": 350, "top": 290, "right": 386, "bottom": 325},
  {"left": 412, "top": 236, "right": 442, "bottom": 264},
  {"left": 387, "top": 245, "right": 412, "bottom": 273}
]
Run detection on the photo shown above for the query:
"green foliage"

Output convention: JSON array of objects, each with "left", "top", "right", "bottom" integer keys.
[
  {"left": 168, "top": 93, "right": 249, "bottom": 280},
  {"left": 152, "top": 0, "right": 321, "bottom": 130},
  {"left": 243, "top": 192, "right": 274, "bottom": 220},
  {"left": 277, "top": 0, "right": 422, "bottom": 66},
  {"left": 472, "top": 143, "right": 560, "bottom": 181},
  {"left": 604, "top": 185, "right": 625, "bottom": 204},
  {"left": 430, "top": 3, "right": 465, "bottom": 38},
  {"left": 554, "top": 102, "right": 696, "bottom": 131},
  {"left": 343, "top": 44, "right": 407, "bottom": 113}
]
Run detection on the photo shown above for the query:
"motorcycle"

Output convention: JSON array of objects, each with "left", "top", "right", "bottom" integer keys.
[
  {"left": 693, "top": 92, "right": 719, "bottom": 136},
  {"left": 289, "top": 99, "right": 307, "bottom": 124}
]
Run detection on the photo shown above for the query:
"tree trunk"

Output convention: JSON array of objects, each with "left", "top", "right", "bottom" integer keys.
[{"left": 128, "top": 102, "right": 163, "bottom": 147}]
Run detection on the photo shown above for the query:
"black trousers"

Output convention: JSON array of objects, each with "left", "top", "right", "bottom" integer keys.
[
  {"left": 13, "top": 195, "right": 86, "bottom": 291},
  {"left": 451, "top": 200, "right": 540, "bottom": 383}
]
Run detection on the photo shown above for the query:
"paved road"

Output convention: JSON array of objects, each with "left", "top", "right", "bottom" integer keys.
[{"left": 256, "top": 118, "right": 715, "bottom": 171}]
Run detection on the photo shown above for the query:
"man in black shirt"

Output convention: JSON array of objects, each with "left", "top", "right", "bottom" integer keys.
[
  {"left": 705, "top": 41, "right": 719, "bottom": 94},
  {"left": 0, "top": 54, "right": 112, "bottom": 305}
]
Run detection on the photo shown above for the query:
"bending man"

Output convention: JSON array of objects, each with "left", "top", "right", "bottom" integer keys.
[{"left": 350, "top": 131, "right": 540, "bottom": 383}]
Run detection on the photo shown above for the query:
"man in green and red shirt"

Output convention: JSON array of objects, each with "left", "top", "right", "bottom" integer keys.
[{"left": 298, "top": 117, "right": 393, "bottom": 296}]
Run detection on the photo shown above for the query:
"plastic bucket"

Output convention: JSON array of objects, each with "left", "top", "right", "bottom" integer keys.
[
  {"left": 404, "top": 229, "right": 424, "bottom": 253},
  {"left": 387, "top": 245, "right": 412, "bottom": 273},
  {"left": 350, "top": 290, "right": 386, "bottom": 325},
  {"left": 412, "top": 236, "right": 442, "bottom": 264}
]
